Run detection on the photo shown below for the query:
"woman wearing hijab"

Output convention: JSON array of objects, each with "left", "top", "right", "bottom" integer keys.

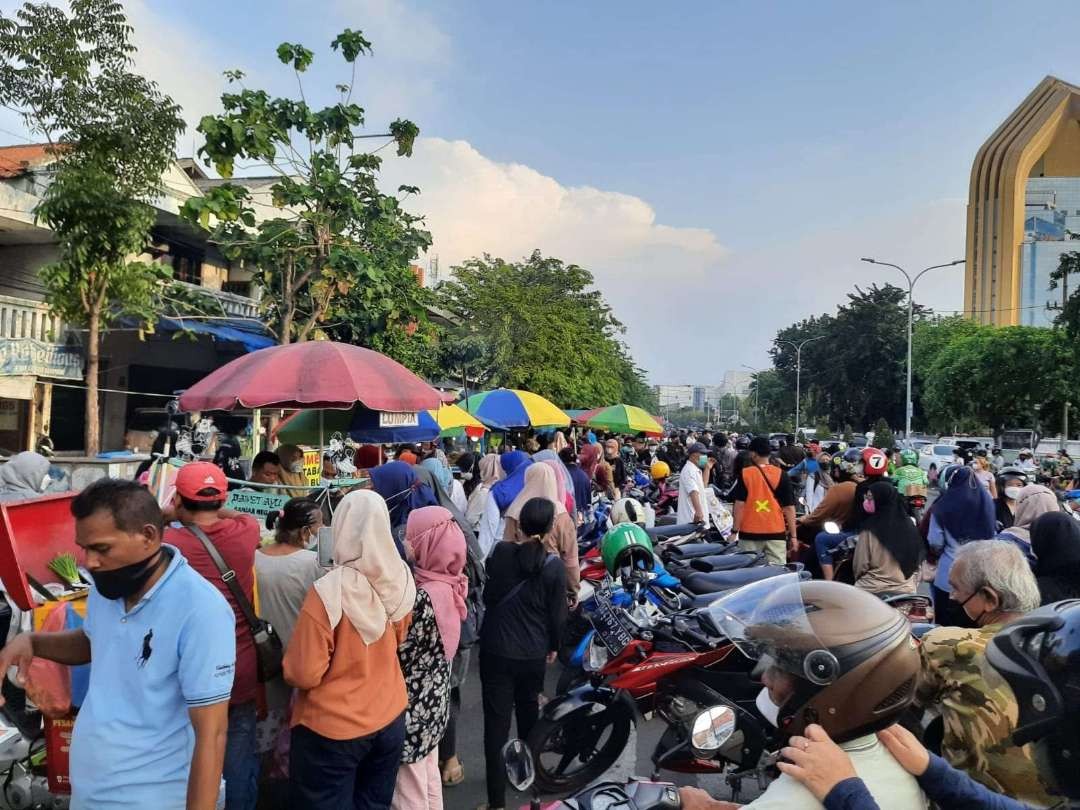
[
  {"left": 0, "top": 451, "right": 55, "bottom": 502},
  {"left": 1031, "top": 511, "right": 1080, "bottom": 603},
  {"left": 466, "top": 455, "right": 503, "bottom": 532},
  {"left": 577, "top": 443, "right": 601, "bottom": 484},
  {"left": 391, "top": 507, "right": 467, "bottom": 810},
  {"left": 276, "top": 444, "right": 310, "bottom": 498},
  {"left": 370, "top": 461, "right": 439, "bottom": 552},
  {"left": 284, "top": 490, "right": 415, "bottom": 809},
  {"left": 852, "top": 481, "right": 925, "bottom": 595},
  {"left": 927, "top": 466, "right": 997, "bottom": 626},
  {"left": 997, "top": 484, "right": 1061, "bottom": 560},
  {"left": 503, "top": 463, "right": 580, "bottom": 601},
  {"left": 478, "top": 451, "right": 533, "bottom": 558},
  {"left": 560, "top": 447, "right": 593, "bottom": 524},
  {"left": 480, "top": 498, "right": 568, "bottom": 810},
  {"left": 532, "top": 448, "right": 576, "bottom": 514},
  {"left": 800, "top": 451, "right": 834, "bottom": 514}
]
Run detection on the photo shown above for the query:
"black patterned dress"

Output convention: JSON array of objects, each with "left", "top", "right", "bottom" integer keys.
[{"left": 398, "top": 587, "right": 452, "bottom": 763}]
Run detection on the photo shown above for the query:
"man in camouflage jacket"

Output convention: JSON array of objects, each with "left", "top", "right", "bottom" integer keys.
[{"left": 916, "top": 540, "right": 1054, "bottom": 808}]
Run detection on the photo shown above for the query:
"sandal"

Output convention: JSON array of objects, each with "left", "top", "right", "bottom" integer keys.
[{"left": 441, "top": 758, "right": 465, "bottom": 787}]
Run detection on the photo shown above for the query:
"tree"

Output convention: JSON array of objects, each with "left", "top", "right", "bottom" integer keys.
[
  {"left": 183, "top": 30, "right": 431, "bottom": 345},
  {"left": 871, "top": 418, "right": 895, "bottom": 450},
  {"left": 0, "top": 0, "right": 185, "bottom": 453},
  {"left": 436, "top": 251, "right": 654, "bottom": 408},
  {"left": 1049, "top": 251, "right": 1080, "bottom": 339}
]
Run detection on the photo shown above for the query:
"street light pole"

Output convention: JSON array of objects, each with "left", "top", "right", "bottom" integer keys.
[
  {"left": 861, "top": 258, "right": 964, "bottom": 438},
  {"left": 776, "top": 336, "right": 825, "bottom": 435}
]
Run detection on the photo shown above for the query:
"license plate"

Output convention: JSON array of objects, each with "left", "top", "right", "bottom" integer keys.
[{"left": 590, "top": 592, "right": 633, "bottom": 654}]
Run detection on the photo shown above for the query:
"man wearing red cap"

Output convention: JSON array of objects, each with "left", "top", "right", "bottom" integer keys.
[{"left": 165, "top": 462, "right": 262, "bottom": 810}]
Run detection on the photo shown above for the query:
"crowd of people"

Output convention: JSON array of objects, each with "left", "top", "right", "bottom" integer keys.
[{"left": 0, "top": 424, "right": 1078, "bottom": 810}]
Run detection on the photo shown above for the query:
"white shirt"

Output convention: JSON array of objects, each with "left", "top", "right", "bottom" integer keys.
[
  {"left": 744, "top": 734, "right": 926, "bottom": 810},
  {"left": 478, "top": 493, "right": 504, "bottom": 558},
  {"left": 803, "top": 476, "right": 828, "bottom": 514},
  {"left": 465, "top": 483, "right": 491, "bottom": 531},
  {"left": 450, "top": 478, "right": 469, "bottom": 514},
  {"left": 677, "top": 461, "right": 709, "bottom": 527}
]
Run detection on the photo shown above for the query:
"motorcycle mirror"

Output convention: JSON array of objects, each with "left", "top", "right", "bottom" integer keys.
[
  {"left": 691, "top": 705, "right": 737, "bottom": 755},
  {"left": 823, "top": 520, "right": 841, "bottom": 534},
  {"left": 501, "top": 738, "right": 535, "bottom": 792}
]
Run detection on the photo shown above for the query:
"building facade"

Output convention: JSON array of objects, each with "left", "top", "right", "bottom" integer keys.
[{"left": 965, "top": 75, "right": 1080, "bottom": 325}]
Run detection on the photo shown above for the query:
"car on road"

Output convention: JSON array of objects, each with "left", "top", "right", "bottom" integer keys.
[{"left": 919, "top": 443, "right": 959, "bottom": 473}]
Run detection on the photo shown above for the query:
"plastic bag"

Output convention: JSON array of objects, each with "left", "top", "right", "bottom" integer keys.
[{"left": 25, "top": 603, "right": 71, "bottom": 719}]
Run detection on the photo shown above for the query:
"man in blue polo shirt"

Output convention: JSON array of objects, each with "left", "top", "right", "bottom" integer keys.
[{"left": 0, "top": 478, "right": 235, "bottom": 809}]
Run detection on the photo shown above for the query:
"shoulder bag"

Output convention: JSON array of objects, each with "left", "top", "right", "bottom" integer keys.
[{"left": 184, "top": 523, "right": 284, "bottom": 683}]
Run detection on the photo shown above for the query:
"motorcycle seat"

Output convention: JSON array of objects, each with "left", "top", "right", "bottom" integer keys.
[
  {"left": 681, "top": 591, "right": 729, "bottom": 609},
  {"left": 680, "top": 565, "right": 790, "bottom": 595},
  {"left": 663, "top": 541, "right": 728, "bottom": 558},
  {"left": 646, "top": 523, "right": 701, "bottom": 540},
  {"left": 688, "top": 552, "right": 761, "bottom": 572}
]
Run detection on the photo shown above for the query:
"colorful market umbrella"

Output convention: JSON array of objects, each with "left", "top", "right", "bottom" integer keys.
[
  {"left": 178, "top": 341, "right": 441, "bottom": 412},
  {"left": 431, "top": 403, "right": 486, "bottom": 438},
  {"left": 459, "top": 388, "right": 570, "bottom": 430},
  {"left": 580, "top": 404, "right": 663, "bottom": 436}
]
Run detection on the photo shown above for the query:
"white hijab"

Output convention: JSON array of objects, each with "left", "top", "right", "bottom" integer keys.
[{"left": 314, "top": 489, "right": 416, "bottom": 645}]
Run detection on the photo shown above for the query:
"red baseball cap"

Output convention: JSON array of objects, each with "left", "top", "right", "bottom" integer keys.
[{"left": 175, "top": 462, "right": 227, "bottom": 501}]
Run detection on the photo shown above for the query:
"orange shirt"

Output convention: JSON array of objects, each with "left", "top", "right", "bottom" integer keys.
[{"left": 284, "top": 588, "right": 411, "bottom": 740}]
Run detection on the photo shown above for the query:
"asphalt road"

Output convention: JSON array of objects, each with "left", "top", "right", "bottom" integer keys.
[{"left": 446, "top": 654, "right": 760, "bottom": 810}]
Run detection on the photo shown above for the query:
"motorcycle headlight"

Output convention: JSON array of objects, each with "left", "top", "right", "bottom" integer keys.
[{"left": 583, "top": 636, "right": 609, "bottom": 673}]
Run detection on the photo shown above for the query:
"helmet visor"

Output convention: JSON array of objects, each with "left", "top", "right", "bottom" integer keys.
[{"left": 706, "top": 573, "right": 837, "bottom": 685}]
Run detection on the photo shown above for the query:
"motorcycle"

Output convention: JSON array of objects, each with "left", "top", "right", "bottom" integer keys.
[
  {"left": 530, "top": 577, "right": 791, "bottom": 794},
  {"left": 505, "top": 735, "right": 686, "bottom": 809}
]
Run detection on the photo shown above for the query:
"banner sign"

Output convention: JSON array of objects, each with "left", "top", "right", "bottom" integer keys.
[
  {"left": 303, "top": 449, "right": 321, "bottom": 487},
  {"left": 379, "top": 411, "right": 419, "bottom": 428},
  {"left": 0, "top": 339, "right": 82, "bottom": 380},
  {"left": 225, "top": 490, "right": 290, "bottom": 521}
]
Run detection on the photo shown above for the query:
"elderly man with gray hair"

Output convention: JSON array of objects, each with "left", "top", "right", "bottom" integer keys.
[{"left": 915, "top": 540, "right": 1053, "bottom": 806}]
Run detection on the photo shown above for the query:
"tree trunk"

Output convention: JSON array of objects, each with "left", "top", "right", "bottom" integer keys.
[
  {"left": 85, "top": 307, "right": 101, "bottom": 456},
  {"left": 280, "top": 306, "right": 293, "bottom": 346}
]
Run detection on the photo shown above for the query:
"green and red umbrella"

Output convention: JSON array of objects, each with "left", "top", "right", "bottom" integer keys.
[{"left": 578, "top": 404, "right": 663, "bottom": 436}]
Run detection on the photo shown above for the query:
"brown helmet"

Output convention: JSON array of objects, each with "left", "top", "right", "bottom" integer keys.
[{"left": 708, "top": 574, "right": 919, "bottom": 743}]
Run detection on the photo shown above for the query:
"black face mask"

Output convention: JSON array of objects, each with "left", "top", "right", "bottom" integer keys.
[{"left": 91, "top": 549, "right": 165, "bottom": 601}]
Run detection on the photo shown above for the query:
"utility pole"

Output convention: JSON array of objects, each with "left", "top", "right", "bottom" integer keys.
[
  {"left": 777, "top": 336, "right": 825, "bottom": 435},
  {"left": 861, "top": 257, "right": 965, "bottom": 438}
]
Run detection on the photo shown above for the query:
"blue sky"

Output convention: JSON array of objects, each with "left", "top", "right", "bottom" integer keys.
[{"left": 5, "top": 0, "right": 1080, "bottom": 383}]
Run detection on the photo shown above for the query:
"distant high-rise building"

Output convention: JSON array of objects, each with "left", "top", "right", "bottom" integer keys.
[
  {"left": 721, "top": 370, "right": 754, "bottom": 397},
  {"left": 654, "top": 385, "right": 695, "bottom": 411}
]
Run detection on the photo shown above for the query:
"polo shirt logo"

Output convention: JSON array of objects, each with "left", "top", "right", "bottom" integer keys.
[{"left": 137, "top": 629, "right": 154, "bottom": 668}]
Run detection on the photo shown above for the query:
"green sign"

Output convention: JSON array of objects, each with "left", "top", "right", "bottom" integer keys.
[{"left": 225, "top": 490, "right": 290, "bottom": 521}]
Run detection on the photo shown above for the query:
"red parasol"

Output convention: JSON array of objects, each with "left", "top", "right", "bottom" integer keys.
[{"left": 178, "top": 341, "right": 442, "bottom": 412}]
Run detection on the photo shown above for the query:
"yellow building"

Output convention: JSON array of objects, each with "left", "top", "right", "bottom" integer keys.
[{"left": 965, "top": 75, "right": 1080, "bottom": 325}]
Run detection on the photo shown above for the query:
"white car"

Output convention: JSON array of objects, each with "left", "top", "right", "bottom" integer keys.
[{"left": 919, "top": 443, "right": 959, "bottom": 473}]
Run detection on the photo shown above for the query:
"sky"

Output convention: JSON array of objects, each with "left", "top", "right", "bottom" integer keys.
[{"left": 5, "top": 1, "right": 1080, "bottom": 384}]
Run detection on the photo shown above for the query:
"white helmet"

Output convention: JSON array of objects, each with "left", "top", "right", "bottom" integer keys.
[{"left": 611, "top": 497, "right": 647, "bottom": 526}]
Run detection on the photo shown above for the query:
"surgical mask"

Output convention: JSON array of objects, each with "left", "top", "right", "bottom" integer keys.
[
  {"left": 90, "top": 549, "right": 164, "bottom": 601},
  {"left": 696, "top": 456, "right": 708, "bottom": 469},
  {"left": 863, "top": 497, "right": 876, "bottom": 514},
  {"left": 755, "top": 686, "right": 782, "bottom": 727},
  {"left": 289, "top": 462, "right": 303, "bottom": 474},
  {"left": 1004, "top": 486, "right": 1023, "bottom": 500}
]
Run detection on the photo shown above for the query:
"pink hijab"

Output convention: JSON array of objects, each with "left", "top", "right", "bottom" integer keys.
[
  {"left": 579, "top": 444, "right": 601, "bottom": 480},
  {"left": 542, "top": 458, "right": 574, "bottom": 514},
  {"left": 406, "top": 505, "right": 468, "bottom": 661},
  {"left": 505, "top": 463, "right": 567, "bottom": 521}
]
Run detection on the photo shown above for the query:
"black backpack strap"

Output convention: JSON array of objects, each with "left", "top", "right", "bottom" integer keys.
[{"left": 184, "top": 523, "right": 261, "bottom": 636}]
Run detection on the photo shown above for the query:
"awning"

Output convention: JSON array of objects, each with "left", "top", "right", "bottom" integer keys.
[{"left": 156, "top": 317, "right": 274, "bottom": 353}]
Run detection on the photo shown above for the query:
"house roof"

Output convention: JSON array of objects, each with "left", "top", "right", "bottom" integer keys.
[{"left": 0, "top": 144, "right": 57, "bottom": 178}]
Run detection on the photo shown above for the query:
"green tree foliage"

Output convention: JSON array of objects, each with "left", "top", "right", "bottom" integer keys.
[
  {"left": 871, "top": 418, "right": 895, "bottom": 450},
  {"left": 182, "top": 30, "right": 431, "bottom": 345},
  {"left": 748, "top": 369, "right": 793, "bottom": 430},
  {"left": 0, "top": 0, "right": 184, "bottom": 453},
  {"left": 918, "top": 324, "right": 1076, "bottom": 435},
  {"left": 436, "top": 251, "right": 653, "bottom": 408},
  {"left": 1049, "top": 251, "right": 1080, "bottom": 340},
  {"left": 766, "top": 285, "right": 924, "bottom": 433}
]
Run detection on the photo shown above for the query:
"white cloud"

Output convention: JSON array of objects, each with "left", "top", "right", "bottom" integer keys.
[{"left": 380, "top": 137, "right": 730, "bottom": 380}]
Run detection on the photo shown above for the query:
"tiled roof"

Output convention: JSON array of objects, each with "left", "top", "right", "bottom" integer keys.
[{"left": 0, "top": 144, "right": 57, "bottom": 178}]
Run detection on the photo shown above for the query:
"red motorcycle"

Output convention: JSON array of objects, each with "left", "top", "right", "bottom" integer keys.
[{"left": 528, "top": 586, "right": 773, "bottom": 795}]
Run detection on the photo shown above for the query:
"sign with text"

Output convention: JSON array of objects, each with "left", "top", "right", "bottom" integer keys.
[
  {"left": 303, "top": 449, "right": 321, "bottom": 487},
  {"left": 0, "top": 339, "right": 81, "bottom": 380},
  {"left": 225, "top": 490, "right": 290, "bottom": 521},
  {"left": 378, "top": 411, "right": 419, "bottom": 428}
]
